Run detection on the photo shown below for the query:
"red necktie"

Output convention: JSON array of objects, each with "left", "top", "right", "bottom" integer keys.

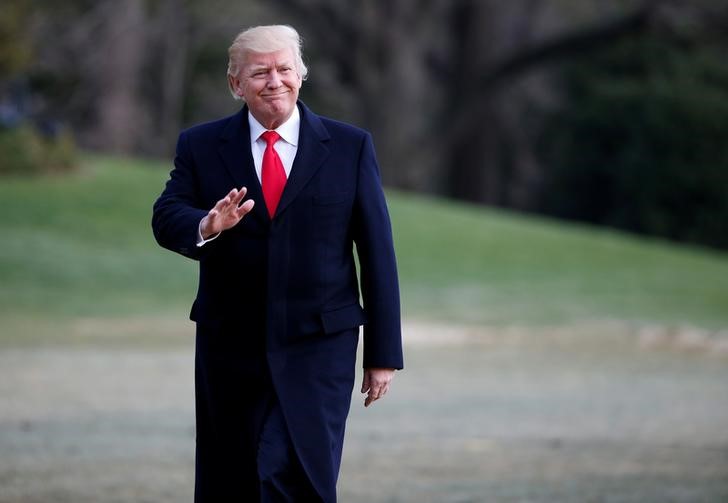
[{"left": 260, "top": 130, "right": 287, "bottom": 218}]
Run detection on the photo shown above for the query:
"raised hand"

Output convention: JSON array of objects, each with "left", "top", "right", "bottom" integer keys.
[{"left": 200, "top": 187, "right": 255, "bottom": 239}]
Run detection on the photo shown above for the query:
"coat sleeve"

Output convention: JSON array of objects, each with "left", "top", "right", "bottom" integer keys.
[
  {"left": 352, "top": 133, "right": 404, "bottom": 370},
  {"left": 151, "top": 130, "right": 211, "bottom": 261}
]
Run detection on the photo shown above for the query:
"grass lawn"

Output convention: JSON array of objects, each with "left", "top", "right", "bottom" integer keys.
[{"left": 1, "top": 154, "right": 727, "bottom": 346}]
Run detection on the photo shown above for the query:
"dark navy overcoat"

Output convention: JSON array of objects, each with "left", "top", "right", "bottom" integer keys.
[{"left": 152, "top": 102, "right": 403, "bottom": 502}]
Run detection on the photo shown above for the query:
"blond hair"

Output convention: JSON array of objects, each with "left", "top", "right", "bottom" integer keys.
[{"left": 227, "top": 25, "right": 308, "bottom": 100}]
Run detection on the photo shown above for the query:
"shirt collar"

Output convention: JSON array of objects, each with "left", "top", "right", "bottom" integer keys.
[{"left": 248, "top": 104, "right": 300, "bottom": 147}]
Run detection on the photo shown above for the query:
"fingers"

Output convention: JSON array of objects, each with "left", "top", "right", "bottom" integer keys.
[
  {"left": 218, "top": 188, "right": 237, "bottom": 208},
  {"left": 364, "top": 385, "right": 389, "bottom": 407},
  {"left": 232, "top": 187, "right": 254, "bottom": 218},
  {"left": 362, "top": 368, "right": 395, "bottom": 407},
  {"left": 212, "top": 187, "right": 252, "bottom": 217},
  {"left": 215, "top": 187, "right": 247, "bottom": 212},
  {"left": 204, "top": 187, "right": 253, "bottom": 236},
  {"left": 361, "top": 372, "right": 371, "bottom": 394},
  {"left": 236, "top": 198, "right": 255, "bottom": 217},
  {"left": 364, "top": 383, "right": 390, "bottom": 407},
  {"left": 205, "top": 195, "right": 232, "bottom": 233},
  {"left": 232, "top": 187, "right": 247, "bottom": 206}
]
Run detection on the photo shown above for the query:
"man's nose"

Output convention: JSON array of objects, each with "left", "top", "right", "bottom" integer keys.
[{"left": 267, "top": 70, "right": 282, "bottom": 88}]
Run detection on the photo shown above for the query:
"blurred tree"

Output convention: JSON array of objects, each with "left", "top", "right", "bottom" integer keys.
[
  {"left": 263, "top": 0, "right": 444, "bottom": 191},
  {"left": 6, "top": 0, "right": 727, "bottom": 247},
  {"left": 92, "top": 0, "right": 147, "bottom": 152},
  {"left": 277, "top": 0, "right": 728, "bottom": 249},
  {"left": 24, "top": 1, "right": 138, "bottom": 149},
  {"left": 538, "top": 13, "right": 728, "bottom": 249},
  {"left": 0, "top": 0, "right": 77, "bottom": 175},
  {"left": 143, "top": 0, "right": 190, "bottom": 154},
  {"left": 269, "top": 0, "right": 670, "bottom": 206},
  {"left": 19, "top": 0, "right": 268, "bottom": 154},
  {"left": 0, "top": 0, "right": 32, "bottom": 79}
]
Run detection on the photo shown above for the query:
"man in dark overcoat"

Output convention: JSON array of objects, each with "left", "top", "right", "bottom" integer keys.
[{"left": 152, "top": 24, "right": 403, "bottom": 502}]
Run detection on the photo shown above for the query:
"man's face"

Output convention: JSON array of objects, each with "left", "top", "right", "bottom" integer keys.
[{"left": 231, "top": 48, "right": 302, "bottom": 129}]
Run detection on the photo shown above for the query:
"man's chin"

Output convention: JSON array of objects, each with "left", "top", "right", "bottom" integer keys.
[{"left": 253, "top": 103, "right": 294, "bottom": 128}]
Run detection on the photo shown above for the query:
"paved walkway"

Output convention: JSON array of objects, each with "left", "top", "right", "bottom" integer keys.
[{"left": 2, "top": 323, "right": 727, "bottom": 502}]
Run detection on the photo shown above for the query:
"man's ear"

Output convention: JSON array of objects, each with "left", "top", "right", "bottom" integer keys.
[{"left": 228, "top": 75, "right": 243, "bottom": 96}]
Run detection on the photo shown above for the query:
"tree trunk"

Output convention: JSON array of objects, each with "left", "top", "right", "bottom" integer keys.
[{"left": 89, "top": 0, "right": 146, "bottom": 153}]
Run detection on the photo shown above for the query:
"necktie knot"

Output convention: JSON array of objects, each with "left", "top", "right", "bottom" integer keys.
[{"left": 261, "top": 130, "right": 280, "bottom": 147}]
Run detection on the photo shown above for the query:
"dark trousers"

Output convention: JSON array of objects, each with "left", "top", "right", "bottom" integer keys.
[
  {"left": 193, "top": 322, "right": 334, "bottom": 502},
  {"left": 194, "top": 392, "right": 322, "bottom": 502},
  {"left": 258, "top": 399, "right": 321, "bottom": 502}
]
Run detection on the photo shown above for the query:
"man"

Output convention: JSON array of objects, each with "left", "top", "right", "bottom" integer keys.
[{"left": 152, "top": 24, "right": 403, "bottom": 502}]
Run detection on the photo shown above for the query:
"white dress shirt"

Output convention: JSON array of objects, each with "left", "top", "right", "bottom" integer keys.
[
  {"left": 197, "top": 106, "right": 301, "bottom": 246},
  {"left": 249, "top": 105, "right": 300, "bottom": 182}
]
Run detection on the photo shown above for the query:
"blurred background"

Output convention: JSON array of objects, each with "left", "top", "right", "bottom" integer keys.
[{"left": 1, "top": 1, "right": 727, "bottom": 502}]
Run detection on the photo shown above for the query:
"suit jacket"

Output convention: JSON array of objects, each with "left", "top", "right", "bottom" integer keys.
[{"left": 152, "top": 101, "right": 403, "bottom": 501}]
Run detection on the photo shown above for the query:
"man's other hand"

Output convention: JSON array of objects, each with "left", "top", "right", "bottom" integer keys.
[
  {"left": 200, "top": 187, "right": 255, "bottom": 239},
  {"left": 361, "top": 368, "right": 395, "bottom": 407}
]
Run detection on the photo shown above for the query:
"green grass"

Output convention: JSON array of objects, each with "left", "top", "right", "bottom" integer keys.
[
  {"left": 390, "top": 194, "right": 728, "bottom": 328},
  {"left": 1, "top": 154, "right": 727, "bottom": 346},
  {"left": 0, "top": 155, "right": 196, "bottom": 319}
]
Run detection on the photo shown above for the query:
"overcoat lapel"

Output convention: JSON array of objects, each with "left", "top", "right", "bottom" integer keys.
[
  {"left": 217, "top": 107, "right": 270, "bottom": 224},
  {"left": 216, "top": 102, "right": 330, "bottom": 222},
  {"left": 275, "top": 102, "right": 330, "bottom": 217}
]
